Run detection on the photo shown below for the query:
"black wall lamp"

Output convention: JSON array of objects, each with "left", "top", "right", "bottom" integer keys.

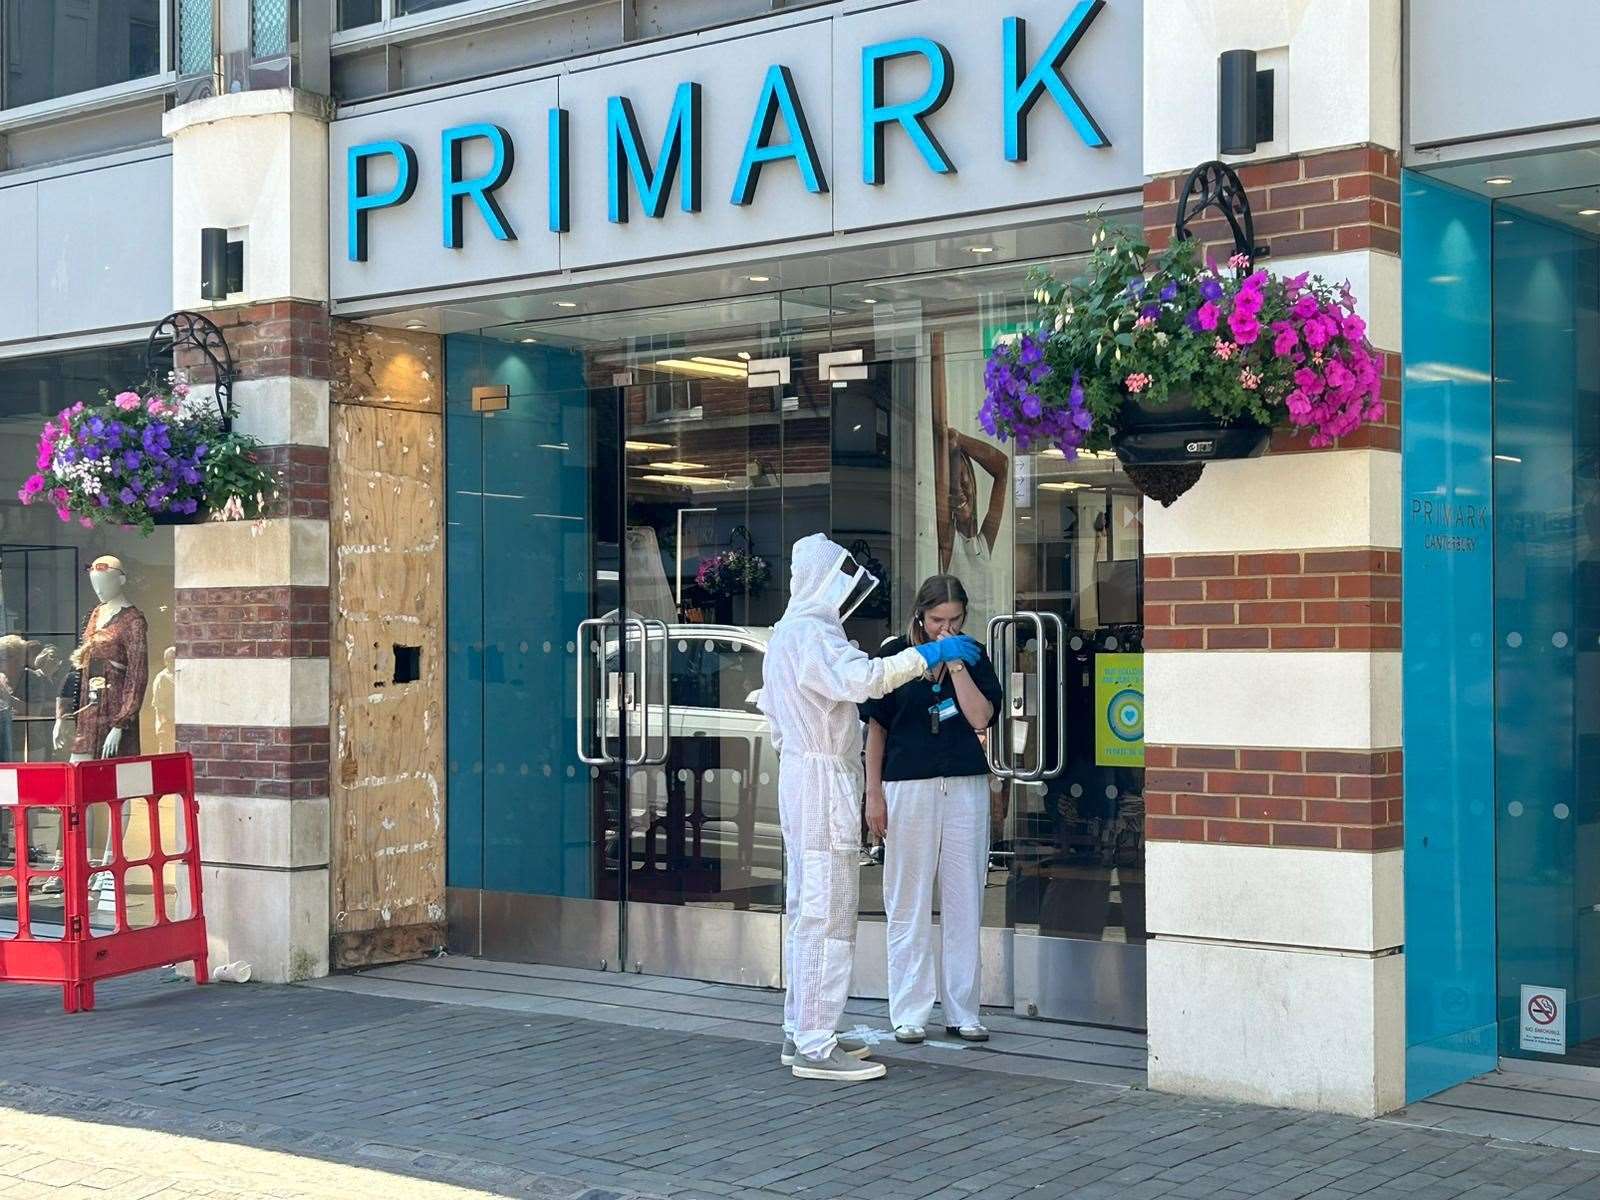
[
  {"left": 1218, "top": 49, "right": 1275, "bottom": 156},
  {"left": 200, "top": 227, "right": 244, "bottom": 301}
]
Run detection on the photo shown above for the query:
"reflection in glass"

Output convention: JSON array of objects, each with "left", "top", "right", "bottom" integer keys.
[
  {"left": 2, "top": 0, "right": 162, "bottom": 108},
  {"left": 0, "top": 345, "right": 175, "bottom": 765},
  {"left": 1493, "top": 194, "right": 1600, "bottom": 1068}
]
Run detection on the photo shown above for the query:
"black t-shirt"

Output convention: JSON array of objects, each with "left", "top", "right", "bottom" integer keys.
[{"left": 860, "top": 637, "right": 1003, "bottom": 782}]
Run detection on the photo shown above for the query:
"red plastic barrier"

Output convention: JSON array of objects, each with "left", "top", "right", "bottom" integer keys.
[{"left": 0, "top": 753, "right": 208, "bottom": 1012}]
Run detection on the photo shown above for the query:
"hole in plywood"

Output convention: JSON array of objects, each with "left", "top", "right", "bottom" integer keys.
[{"left": 393, "top": 645, "right": 421, "bottom": 684}]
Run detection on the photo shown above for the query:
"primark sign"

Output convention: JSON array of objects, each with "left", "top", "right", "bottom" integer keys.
[{"left": 328, "top": 0, "right": 1143, "bottom": 305}]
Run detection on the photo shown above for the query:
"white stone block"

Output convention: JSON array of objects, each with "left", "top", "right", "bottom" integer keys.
[
  {"left": 1144, "top": 449, "right": 1400, "bottom": 556},
  {"left": 1143, "top": 0, "right": 1401, "bottom": 177},
  {"left": 176, "top": 658, "right": 329, "bottom": 728},
  {"left": 199, "top": 863, "right": 329, "bottom": 983},
  {"left": 1145, "top": 651, "right": 1401, "bottom": 750},
  {"left": 174, "top": 518, "right": 329, "bottom": 589},
  {"left": 1266, "top": 249, "right": 1399, "bottom": 352},
  {"left": 230, "top": 377, "right": 330, "bottom": 448},
  {"left": 1147, "top": 937, "right": 1404, "bottom": 1116},
  {"left": 1148, "top": 842, "right": 1402, "bottom": 952},
  {"left": 166, "top": 89, "right": 330, "bottom": 309},
  {"left": 198, "top": 793, "right": 329, "bottom": 870}
]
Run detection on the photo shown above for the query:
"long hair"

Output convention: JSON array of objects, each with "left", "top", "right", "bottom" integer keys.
[{"left": 907, "top": 574, "right": 969, "bottom": 646}]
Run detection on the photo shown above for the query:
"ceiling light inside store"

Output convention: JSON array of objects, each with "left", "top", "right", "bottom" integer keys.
[
  {"left": 1039, "top": 481, "right": 1089, "bottom": 491},
  {"left": 405, "top": 321, "right": 426, "bottom": 330},
  {"left": 520, "top": 337, "right": 539, "bottom": 344},
  {"left": 748, "top": 275, "right": 771, "bottom": 283},
  {"left": 1582, "top": 209, "right": 1600, "bottom": 216},
  {"left": 1484, "top": 176, "right": 1514, "bottom": 186},
  {"left": 1494, "top": 454, "right": 1523, "bottom": 464},
  {"left": 863, "top": 298, "right": 879, "bottom": 304},
  {"left": 645, "top": 460, "right": 709, "bottom": 472},
  {"left": 691, "top": 356, "right": 746, "bottom": 370},
  {"left": 1041, "top": 447, "right": 1117, "bottom": 461},
  {"left": 968, "top": 245, "right": 995, "bottom": 254},
  {"left": 654, "top": 357, "right": 747, "bottom": 380},
  {"left": 638, "top": 473, "right": 729, "bottom": 488},
  {"left": 554, "top": 301, "right": 578, "bottom": 308},
  {"left": 833, "top": 381, "right": 848, "bottom": 389},
  {"left": 625, "top": 440, "right": 673, "bottom": 452}
]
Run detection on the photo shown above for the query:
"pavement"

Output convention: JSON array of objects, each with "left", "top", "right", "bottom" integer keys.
[{"left": 2, "top": 969, "right": 1600, "bottom": 1200}]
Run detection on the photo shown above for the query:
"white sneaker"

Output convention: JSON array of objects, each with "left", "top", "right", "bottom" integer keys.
[
  {"left": 947, "top": 1023, "right": 990, "bottom": 1042},
  {"left": 780, "top": 1036, "right": 871, "bottom": 1066},
  {"left": 791, "top": 1046, "right": 886, "bottom": 1082},
  {"left": 893, "top": 1025, "right": 926, "bottom": 1044}
]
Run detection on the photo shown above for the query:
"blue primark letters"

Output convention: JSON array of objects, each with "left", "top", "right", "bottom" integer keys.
[
  {"left": 343, "top": 9, "right": 1112, "bottom": 261},
  {"left": 607, "top": 81, "right": 702, "bottom": 223}
]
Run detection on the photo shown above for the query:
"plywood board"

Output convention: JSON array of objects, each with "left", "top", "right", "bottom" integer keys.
[{"left": 329, "top": 339, "right": 445, "bottom": 968}]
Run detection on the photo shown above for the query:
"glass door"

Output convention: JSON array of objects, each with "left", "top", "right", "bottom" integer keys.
[
  {"left": 611, "top": 319, "right": 796, "bottom": 987},
  {"left": 445, "top": 334, "right": 628, "bottom": 971},
  {"left": 998, "top": 445, "right": 1147, "bottom": 1026}
]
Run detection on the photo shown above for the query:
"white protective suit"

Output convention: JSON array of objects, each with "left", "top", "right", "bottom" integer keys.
[{"left": 759, "top": 534, "right": 929, "bottom": 1061}]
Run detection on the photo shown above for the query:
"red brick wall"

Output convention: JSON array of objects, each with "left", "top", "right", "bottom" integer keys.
[
  {"left": 174, "top": 586, "right": 331, "bottom": 659},
  {"left": 1145, "top": 550, "right": 1400, "bottom": 651},
  {"left": 1145, "top": 746, "right": 1402, "bottom": 851},
  {"left": 257, "top": 445, "right": 331, "bottom": 521},
  {"left": 176, "top": 723, "right": 331, "bottom": 799},
  {"left": 1143, "top": 145, "right": 1400, "bottom": 259},
  {"left": 178, "top": 301, "right": 332, "bottom": 382}
]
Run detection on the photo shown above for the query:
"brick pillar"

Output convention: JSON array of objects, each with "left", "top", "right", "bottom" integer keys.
[
  {"left": 164, "top": 93, "right": 333, "bottom": 982},
  {"left": 1139, "top": 3, "right": 1404, "bottom": 1115}
]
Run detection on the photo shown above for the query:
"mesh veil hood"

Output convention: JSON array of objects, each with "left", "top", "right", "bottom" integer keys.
[{"left": 781, "top": 533, "right": 865, "bottom": 626}]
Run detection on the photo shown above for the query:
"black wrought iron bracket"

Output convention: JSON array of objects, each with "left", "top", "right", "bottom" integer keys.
[
  {"left": 1173, "top": 159, "right": 1266, "bottom": 273},
  {"left": 144, "top": 311, "right": 235, "bottom": 431}
]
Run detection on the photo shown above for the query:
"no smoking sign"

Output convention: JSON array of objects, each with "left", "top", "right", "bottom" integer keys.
[{"left": 1520, "top": 984, "right": 1567, "bottom": 1054}]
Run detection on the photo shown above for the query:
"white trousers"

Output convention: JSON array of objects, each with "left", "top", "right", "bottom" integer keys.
[
  {"left": 884, "top": 775, "right": 990, "bottom": 1031},
  {"left": 780, "top": 752, "right": 862, "bottom": 1060}
]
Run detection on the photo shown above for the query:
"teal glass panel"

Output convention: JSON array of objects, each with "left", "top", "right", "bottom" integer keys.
[
  {"left": 252, "top": 0, "right": 289, "bottom": 57},
  {"left": 444, "top": 339, "right": 485, "bottom": 890},
  {"left": 177, "top": 0, "right": 214, "bottom": 75},
  {"left": 1492, "top": 207, "right": 1600, "bottom": 1065},
  {"left": 1401, "top": 171, "right": 1498, "bottom": 1101},
  {"left": 445, "top": 333, "right": 596, "bottom": 898}
]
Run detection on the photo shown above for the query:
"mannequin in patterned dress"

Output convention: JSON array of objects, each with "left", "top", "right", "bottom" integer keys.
[
  {"left": 61, "top": 556, "right": 149, "bottom": 761},
  {"left": 61, "top": 556, "right": 149, "bottom": 897}
]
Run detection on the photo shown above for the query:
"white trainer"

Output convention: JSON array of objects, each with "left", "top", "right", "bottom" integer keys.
[{"left": 791, "top": 1046, "right": 886, "bottom": 1082}]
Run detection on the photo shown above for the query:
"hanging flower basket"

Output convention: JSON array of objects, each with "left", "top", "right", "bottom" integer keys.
[
  {"left": 695, "top": 548, "right": 772, "bottom": 599},
  {"left": 18, "top": 374, "right": 280, "bottom": 535},
  {"left": 979, "top": 220, "right": 1385, "bottom": 505}
]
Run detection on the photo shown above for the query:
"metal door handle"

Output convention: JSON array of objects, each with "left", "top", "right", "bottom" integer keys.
[
  {"left": 637, "top": 617, "right": 671, "bottom": 767},
  {"left": 576, "top": 617, "right": 616, "bottom": 765},
  {"left": 986, "top": 615, "right": 1017, "bottom": 779}
]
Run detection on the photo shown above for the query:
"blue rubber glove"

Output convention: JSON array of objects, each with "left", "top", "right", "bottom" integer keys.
[
  {"left": 912, "top": 641, "right": 942, "bottom": 670},
  {"left": 938, "top": 635, "right": 982, "bottom": 666}
]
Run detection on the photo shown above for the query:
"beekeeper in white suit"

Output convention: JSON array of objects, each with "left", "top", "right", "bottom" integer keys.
[{"left": 759, "top": 533, "right": 981, "bottom": 1081}]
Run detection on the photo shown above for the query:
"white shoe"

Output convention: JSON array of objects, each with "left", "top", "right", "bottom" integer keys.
[
  {"left": 791, "top": 1046, "right": 886, "bottom": 1082},
  {"left": 893, "top": 1025, "right": 926, "bottom": 1044},
  {"left": 780, "top": 1036, "right": 871, "bottom": 1066},
  {"left": 947, "top": 1023, "right": 990, "bottom": 1042}
]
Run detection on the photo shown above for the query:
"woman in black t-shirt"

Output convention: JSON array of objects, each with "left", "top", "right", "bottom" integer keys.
[{"left": 862, "top": 575, "right": 1002, "bottom": 1044}]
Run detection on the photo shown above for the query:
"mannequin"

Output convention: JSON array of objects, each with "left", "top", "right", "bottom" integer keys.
[
  {"left": 57, "top": 556, "right": 149, "bottom": 762},
  {"left": 152, "top": 646, "right": 176, "bottom": 755},
  {"left": 58, "top": 556, "right": 149, "bottom": 899}
]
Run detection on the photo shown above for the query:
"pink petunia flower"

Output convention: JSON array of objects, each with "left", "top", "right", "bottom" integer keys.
[
  {"left": 1196, "top": 302, "right": 1219, "bottom": 331},
  {"left": 113, "top": 391, "right": 142, "bottom": 411},
  {"left": 1124, "top": 372, "right": 1152, "bottom": 394}
]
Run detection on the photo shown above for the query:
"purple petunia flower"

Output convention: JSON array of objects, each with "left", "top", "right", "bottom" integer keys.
[
  {"left": 1199, "top": 278, "right": 1223, "bottom": 302},
  {"left": 1160, "top": 281, "right": 1179, "bottom": 302}
]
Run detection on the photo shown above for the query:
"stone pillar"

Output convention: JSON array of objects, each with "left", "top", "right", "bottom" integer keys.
[
  {"left": 1139, "top": 2, "right": 1405, "bottom": 1115},
  {"left": 163, "top": 91, "right": 334, "bottom": 982}
]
